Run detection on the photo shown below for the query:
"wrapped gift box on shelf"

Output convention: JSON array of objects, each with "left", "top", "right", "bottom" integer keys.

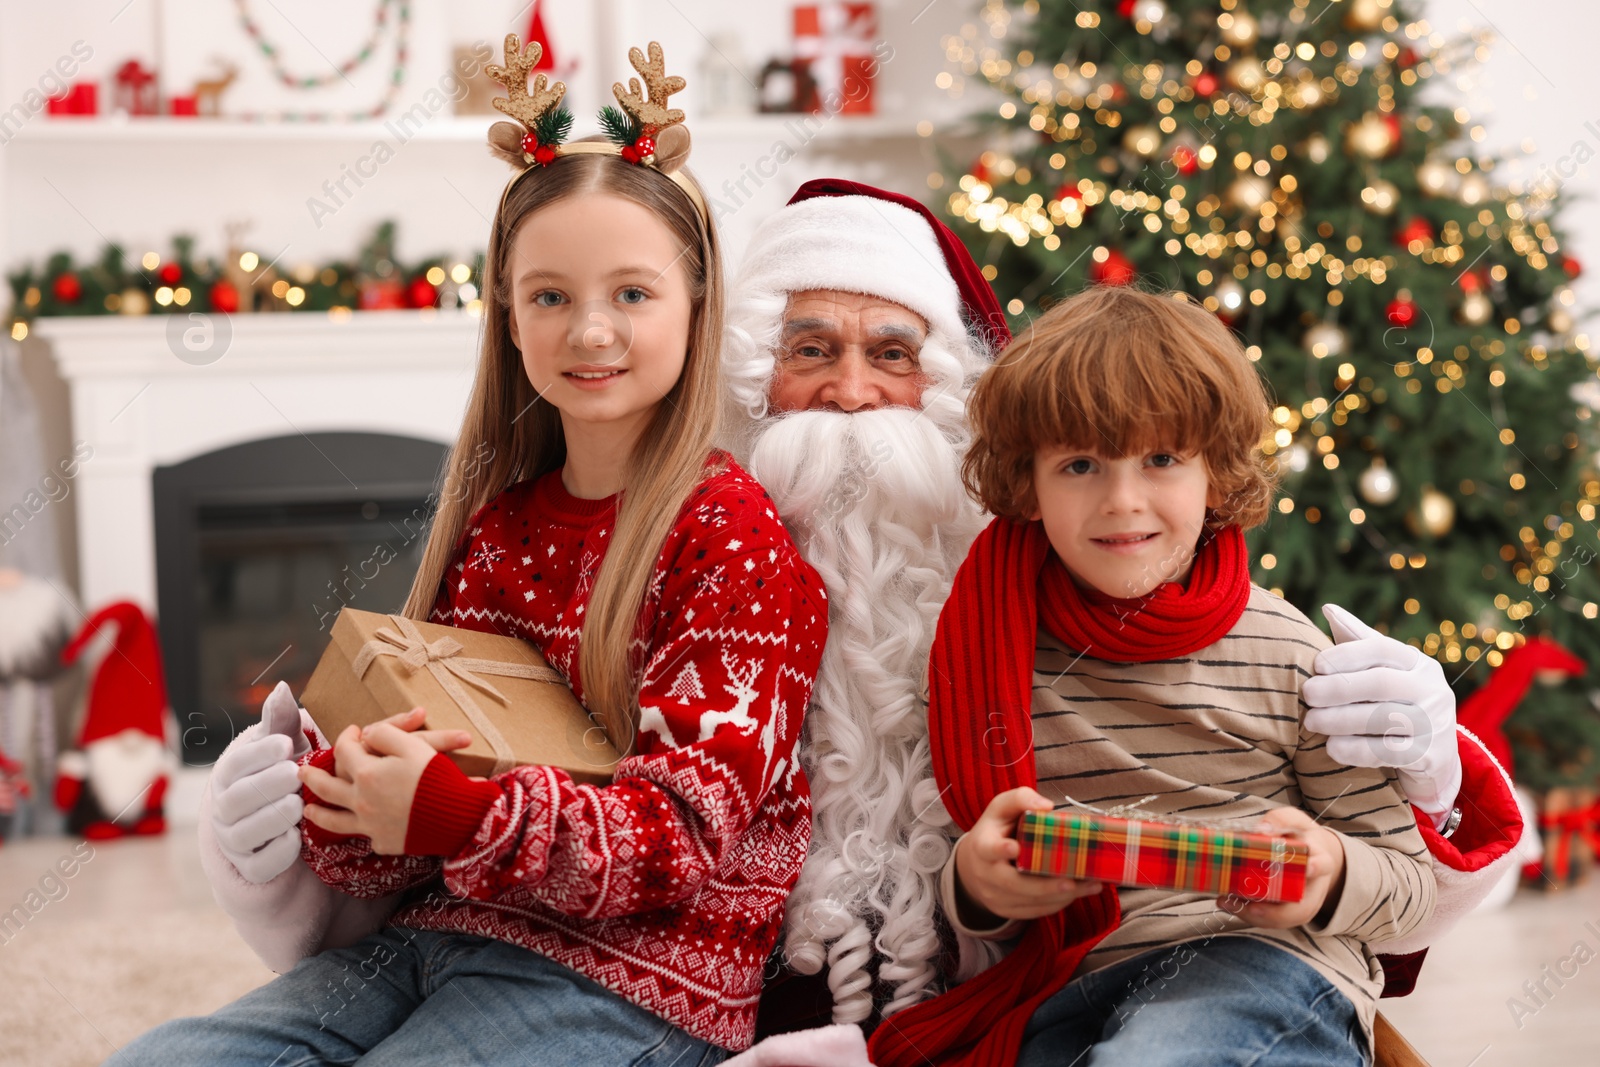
[
  {"left": 1017, "top": 807, "right": 1309, "bottom": 903},
  {"left": 301, "top": 608, "right": 620, "bottom": 783},
  {"left": 1527, "top": 785, "right": 1599, "bottom": 890},
  {"left": 793, "top": 2, "right": 878, "bottom": 114}
]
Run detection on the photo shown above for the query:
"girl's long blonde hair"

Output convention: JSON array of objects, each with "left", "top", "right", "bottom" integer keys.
[{"left": 402, "top": 147, "right": 724, "bottom": 753}]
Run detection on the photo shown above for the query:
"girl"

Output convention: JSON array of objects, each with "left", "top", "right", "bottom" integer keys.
[{"left": 111, "top": 38, "right": 826, "bottom": 1066}]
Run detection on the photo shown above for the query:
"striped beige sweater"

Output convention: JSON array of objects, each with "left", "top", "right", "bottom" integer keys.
[{"left": 948, "top": 585, "right": 1436, "bottom": 1041}]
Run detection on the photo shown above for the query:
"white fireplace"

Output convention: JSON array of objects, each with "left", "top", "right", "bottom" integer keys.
[{"left": 39, "top": 309, "right": 480, "bottom": 614}]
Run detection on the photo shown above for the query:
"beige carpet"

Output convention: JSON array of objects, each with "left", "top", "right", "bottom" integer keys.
[{"left": 0, "top": 835, "right": 275, "bottom": 1066}]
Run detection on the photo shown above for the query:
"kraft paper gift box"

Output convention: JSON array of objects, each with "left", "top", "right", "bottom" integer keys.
[
  {"left": 301, "top": 608, "right": 620, "bottom": 783},
  {"left": 1017, "top": 807, "right": 1309, "bottom": 903}
]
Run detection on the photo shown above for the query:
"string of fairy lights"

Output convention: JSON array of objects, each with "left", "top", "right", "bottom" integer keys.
[{"left": 929, "top": 0, "right": 1600, "bottom": 670}]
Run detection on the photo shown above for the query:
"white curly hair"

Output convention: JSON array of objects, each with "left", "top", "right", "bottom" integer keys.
[{"left": 721, "top": 280, "right": 999, "bottom": 1022}]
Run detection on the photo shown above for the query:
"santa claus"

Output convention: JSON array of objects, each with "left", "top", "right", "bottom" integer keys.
[
  {"left": 55, "top": 600, "right": 175, "bottom": 838},
  {"left": 195, "top": 180, "right": 1524, "bottom": 1058}
]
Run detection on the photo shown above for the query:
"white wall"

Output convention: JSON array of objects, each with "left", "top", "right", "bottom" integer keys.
[{"left": 1423, "top": 0, "right": 1600, "bottom": 320}]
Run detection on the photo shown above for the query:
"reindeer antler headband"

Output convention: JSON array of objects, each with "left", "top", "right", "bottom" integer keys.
[{"left": 485, "top": 35, "right": 707, "bottom": 221}]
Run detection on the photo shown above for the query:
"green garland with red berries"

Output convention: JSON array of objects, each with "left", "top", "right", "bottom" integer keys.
[{"left": 7, "top": 222, "right": 485, "bottom": 335}]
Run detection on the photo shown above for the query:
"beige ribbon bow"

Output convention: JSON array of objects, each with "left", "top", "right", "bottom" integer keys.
[{"left": 352, "top": 614, "right": 567, "bottom": 775}]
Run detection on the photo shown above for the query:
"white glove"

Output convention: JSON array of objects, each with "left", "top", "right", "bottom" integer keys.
[
  {"left": 210, "top": 681, "right": 311, "bottom": 884},
  {"left": 1302, "top": 604, "right": 1463, "bottom": 822}
]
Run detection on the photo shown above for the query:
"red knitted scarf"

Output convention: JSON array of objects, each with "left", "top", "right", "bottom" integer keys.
[{"left": 869, "top": 519, "right": 1250, "bottom": 1067}]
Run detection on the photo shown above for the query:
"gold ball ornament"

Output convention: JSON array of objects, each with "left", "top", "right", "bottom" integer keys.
[
  {"left": 1407, "top": 486, "right": 1455, "bottom": 538},
  {"left": 120, "top": 288, "right": 151, "bottom": 316},
  {"left": 1344, "top": 0, "right": 1387, "bottom": 32},
  {"left": 1221, "top": 10, "right": 1259, "bottom": 49},
  {"left": 1346, "top": 113, "right": 1396, "bottom": 159},
  {"left": 1228, "top": 174, "right": 1274, "bottom": 212},
  {"left": 1459, "top": 291, "right": 1493, "bottom": 326},
  {"left": 1123, "top": 125, "right": 1163, "bottom": 158},
  {"left": 1417, "top": 157, "right": 1457, "bottom": 197},
  {"left": 1303, "top": 321, "right": 1348, "bottom": 358},
  {"left": 1227, "top": 57, "right": 1266, "bottom": 92},
  {"left": 1213, "top": 277, "right": 1247, "bottom": 317},
  {"left": 1359, "top": 458, "right": 1399, "bottom": 505},
  {"left": 1458, "top": 172, "right": 1491, "bottom": 205},
  {"left": 1361, "top": 179, "right": 1400, "bottom": 215},
  {"left": 1302, "top": 134, "right": 1331, "bottom": 165},
  {"left": 1132, "top": 0, "right": 1168, "bottom": 27}
]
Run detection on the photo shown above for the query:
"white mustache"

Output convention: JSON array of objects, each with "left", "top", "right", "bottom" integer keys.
[{"left": 746, "top": 407, "right": 970, "bottom": 536}]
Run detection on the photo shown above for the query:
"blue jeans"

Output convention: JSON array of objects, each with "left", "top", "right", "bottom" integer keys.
[
  {"left": 106, "top": 927, "right": 730, "bottom": 1066},
  {"left": 1016, "top": 936, "right": 1368, "bottom": 1067}
]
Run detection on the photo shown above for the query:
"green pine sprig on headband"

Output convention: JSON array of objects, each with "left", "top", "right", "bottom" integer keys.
[
  {"left": 598, "top": 105, "right": 642, "bottom": 148},
  {"left": 533, "top": 106, "right": 574, "bottom": 150}
]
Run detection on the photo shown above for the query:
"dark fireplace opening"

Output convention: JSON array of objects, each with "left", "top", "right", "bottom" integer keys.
[{"left": 154, "top": 433, "right": 449, "bottom": 765}]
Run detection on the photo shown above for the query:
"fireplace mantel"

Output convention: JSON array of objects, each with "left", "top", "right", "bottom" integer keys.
[{"left": 39, "top": 310, "right": 481, "bottom": 612}]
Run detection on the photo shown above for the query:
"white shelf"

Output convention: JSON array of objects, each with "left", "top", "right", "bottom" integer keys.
[{"left": 8, "top": 113, "right": 924, "bottom": 145}]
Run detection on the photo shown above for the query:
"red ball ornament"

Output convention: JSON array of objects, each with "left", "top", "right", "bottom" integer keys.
[
  {"left": 1117, "top": 0, "right": 1137, "bottom": 16},
  {"left": 1191, "top": 71, "right": 1220, "bottom": 98},
  {"left": 634, "top": 135, "right": 656, "bottom": 157},
  {"left": 1170, "top": 145, "right": 1199, "bottom": 176},
  {"left": 158, "top": 261, "right": 182, "bottom": 286},
  {"left": 406, "top": 276, "right": 438, "bottom": 309},
  {"left": 1397, "top": 47, "right": 1419, "bottom": 69},
  {"left": 209, "top": 280, "right": 239, "bottom": 314},
  {"left": 1386, "top": 297, "right": 1418, "bottom": 328},
  {"left": 1396, "top": 217, "right": 1434, "bottom": 247},
  {"left": 533, "top": 145, "right": 557, "bottom": 166},
  {"left": 521, "top": 131, "right": 539, "bottom": 156},
  {"left": 51, "top": 272, "right": 82, "bottom": 303},
  {"left": 971, "top": 158, "right": 991, "bottom": 184},
  {"left": 1107, "top": 82, "right": 1128, "bottom": 103},
  {"left": 1054, "top": 181, "right": 1084, "bottom": 204},
  {"left": 1562, "top": 255, "right": 1582, "bottom": 280},
  {"left": 1382, "top": 113, "right": 1403, "bottom": 147},
  {"left": 359, "top": 280, "right": 406, "bottom": 311},
  {"left": 1457, "top": 269, "right": 1487, "bottom": 294},
  {"left": 1090, "top": 248, "right": 1137, "bottom": 287}
]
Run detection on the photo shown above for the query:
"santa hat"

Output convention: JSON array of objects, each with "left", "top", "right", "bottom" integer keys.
[
  {"left": 60, "top": 601, "right": 169, "bottom": 745},
  {"left": 734, "top": 178, "right": 1012, "bottom": 352}
]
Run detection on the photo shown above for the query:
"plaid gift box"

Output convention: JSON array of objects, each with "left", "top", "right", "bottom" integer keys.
[{"left": 1017, "top": 808, "right": 1308, "bottom": 903}]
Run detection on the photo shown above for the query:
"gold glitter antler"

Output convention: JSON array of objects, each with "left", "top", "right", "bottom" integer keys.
[
  {"left": 612, "top": 42, "right": 686, "bottom": 130},
  {"left": 487, "top": 34, "right": 566, "bottom": 129}
]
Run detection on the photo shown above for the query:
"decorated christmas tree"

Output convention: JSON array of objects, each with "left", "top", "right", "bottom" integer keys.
[{"left": 936, "top": 0, "right": 1600, "bottom": 783}]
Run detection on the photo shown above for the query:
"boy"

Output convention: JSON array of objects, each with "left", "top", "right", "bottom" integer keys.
[{"left": 870, "top": 286, "right": 1436, "bottom": 1067}]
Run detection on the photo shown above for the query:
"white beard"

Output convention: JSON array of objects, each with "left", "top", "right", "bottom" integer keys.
[
  {"left": 748, "top": 407, "right": 988, "bottom": 1021},
  {"left": 86, "top": 730, "right": 170, "bottom": 823},
  {"left": 0, "top": 573, "right": 75, "bottom": 680}
]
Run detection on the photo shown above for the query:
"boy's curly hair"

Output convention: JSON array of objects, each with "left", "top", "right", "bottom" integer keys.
[{"left": 962, "top": 285, "right": 1280, "bottom": 529}]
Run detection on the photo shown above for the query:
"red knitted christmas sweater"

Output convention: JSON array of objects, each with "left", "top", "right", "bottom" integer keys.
[{"left": 299, "top": 453, "right": 828, "bottom": 1050}]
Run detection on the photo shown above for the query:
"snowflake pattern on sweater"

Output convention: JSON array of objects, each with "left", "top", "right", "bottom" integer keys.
[{"left": 299, "top": 454, "right": 827, "bottom": 1050}]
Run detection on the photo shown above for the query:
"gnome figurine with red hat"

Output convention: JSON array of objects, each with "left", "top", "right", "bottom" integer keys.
[{"left": 55, "top": 601, "right": 176, "bottom": 838}]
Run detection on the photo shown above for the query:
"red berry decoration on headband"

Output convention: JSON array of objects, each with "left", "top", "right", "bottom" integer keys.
[
  {"left": 521, "top": 131, "right": 539, "bottom": 156},
  {"left": 533, "top": 144, "right": 556, "bottom": 166},
  {"left": 620, "top": 144, "right": 640, "bottom": 163}
]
